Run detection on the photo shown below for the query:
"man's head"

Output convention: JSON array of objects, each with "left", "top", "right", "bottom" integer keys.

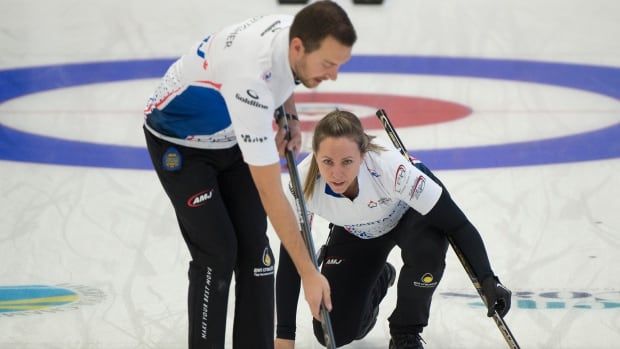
[{"left": 289, "top": 1, "right": 357, "bottom": 88}]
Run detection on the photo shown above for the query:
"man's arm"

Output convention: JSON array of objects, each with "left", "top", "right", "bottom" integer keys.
[
  {"left": 248, "top": 162, "right": 332, "bottom": 320},
  {"left": 275, "top": 95, "right": 301, "bottom": 156}
]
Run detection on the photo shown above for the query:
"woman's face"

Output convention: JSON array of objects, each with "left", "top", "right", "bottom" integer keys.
[{"left": 315, "top": 136, "right": 362, "bottom": 196}]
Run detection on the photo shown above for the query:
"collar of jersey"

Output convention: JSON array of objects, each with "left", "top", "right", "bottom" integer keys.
[{"left": 324, "top": 184, "right": 344, "bottom": 198}]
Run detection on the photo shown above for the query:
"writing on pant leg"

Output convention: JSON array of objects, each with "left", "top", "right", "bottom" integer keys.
[
  {"left": 324, "top": 258, "right": 343, "bottom": 265},
  {"left": 201, "top": 267, "right": 213, "bottom": 340},
  {"left": 188, "top": 189, "right": 214, "bottom": 208}
]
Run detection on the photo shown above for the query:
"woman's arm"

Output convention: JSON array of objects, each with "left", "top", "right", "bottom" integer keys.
[{"left": 275, "top": 244, "right": 302, "bottom": 345}]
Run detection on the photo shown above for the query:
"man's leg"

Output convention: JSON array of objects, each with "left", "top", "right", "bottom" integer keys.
[
  {"left": 145, "top": 129, "right": 238, "bottom": 348},
  {"left": 219, "top": 154, "right": 274, "bottom": 349}
]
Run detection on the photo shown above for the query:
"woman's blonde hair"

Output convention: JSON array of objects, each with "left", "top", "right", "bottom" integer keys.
[{"left": 303, "top": 110, "right": 385, "bottom": 199}]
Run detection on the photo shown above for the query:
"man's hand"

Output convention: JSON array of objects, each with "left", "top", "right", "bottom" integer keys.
[
  {"left": 481, "top": 275, "right": 512, "bottom": 318},
  {"left": 301, "top": 269, "right": 332, "bottom": 320},
  {"left": 276, "top": 119, "right": 301, "bottom": 157}
]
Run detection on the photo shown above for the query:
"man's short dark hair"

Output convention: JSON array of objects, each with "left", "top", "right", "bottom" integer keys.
[{"left": 290, "top": 0, "right": 357, "bottom": 53}]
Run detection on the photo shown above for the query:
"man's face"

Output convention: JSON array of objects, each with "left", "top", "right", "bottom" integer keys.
[{"left": 290, "top": 36, "right": 352, "bottom": 88}]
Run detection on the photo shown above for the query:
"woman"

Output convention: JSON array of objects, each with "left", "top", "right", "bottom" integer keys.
[{"left": 275, "top": 110, "right": 512, "bottom": 349}]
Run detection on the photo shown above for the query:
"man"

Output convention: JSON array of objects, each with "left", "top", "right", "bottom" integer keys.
[{"left": 143, "top": 1, "right": 357, "bottom": 348}]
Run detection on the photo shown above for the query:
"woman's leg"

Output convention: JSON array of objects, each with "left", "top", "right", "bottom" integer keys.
[
  {"left": 313, "top": 225, "right": 395, "bottom": 347},
  {"left": 389, "top": 209, "right": 449, "bottom": 337}
]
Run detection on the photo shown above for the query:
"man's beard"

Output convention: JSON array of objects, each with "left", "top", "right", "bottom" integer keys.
[{"left": 295, "top": 60, "right": 320, "bottom": 88}]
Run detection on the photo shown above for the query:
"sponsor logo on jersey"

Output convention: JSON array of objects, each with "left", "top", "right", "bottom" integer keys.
[
  {"left": 240, "top": 134, "right": 268, "bottom": 143},
  {"left": 187, "top": 189, "right": 214, "bottom": 207},
  {"left": 246, "top": 89, "right": 259, "bottom": 99},
  {"left": 225, "top": 16, "right": 262, "bottom": 48},
  {"left": 369, "top": 169, "right": 381, "bottom": 178},
  {"left": 378, "top": 197, "right": 392, "bottom": 205},
  {"left": 196, "top": 36, "right": 212, "bottom": 70},
  {"left": 414, "top": 273, "right": 438, "bottom": 288},
  {"left": 186, "top": 134, "right": 237, "bottom": 143},
  {"left": 235, "top": 90, "right": 268, "bottom": 109},
  {"left": 196, "top": 35, "right": 211, "bottom": 59},
  {"left": 343, "top": 200, "right": 409, "bottom": 239},
  {"left": 394, "top": 165, "right": 408, "bottom": 193},
  {"left": 409, "top": 175, "right": 426, "bottom": 200},
  {"left": 366, "top": 197, "right": 392, "bottom": 208}
]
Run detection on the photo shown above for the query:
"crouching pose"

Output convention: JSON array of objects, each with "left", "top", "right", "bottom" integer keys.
[{"left": 275, "top": 110, "right": 512, "bottom": 349}]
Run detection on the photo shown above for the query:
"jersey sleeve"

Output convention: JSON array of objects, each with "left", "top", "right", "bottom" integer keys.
[
  {"left": 219, "top": 78, "right": 279, "bottom": 166},
  {"left": 378, "top": 141, "right": 443, "bottom": 215}
]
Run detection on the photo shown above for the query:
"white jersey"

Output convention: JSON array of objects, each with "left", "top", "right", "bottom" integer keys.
[
  {"left": 288, "top": 138, "right": 443, "bottom": 239},
  {"left": 144, "top": 15, "right": 296, "bottom": 166}
]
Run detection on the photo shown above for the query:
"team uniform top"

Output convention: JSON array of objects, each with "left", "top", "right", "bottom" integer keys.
[
  {"left": 288, "top": 138, "right": 444, "bottom": 239},
  {"left": 144, "top": 15, "right": 296, "bottom": 166}
]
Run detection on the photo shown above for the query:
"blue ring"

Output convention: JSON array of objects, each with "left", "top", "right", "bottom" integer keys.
[{"left": 0, "top": 56, "right": 618, "bottom": 170}]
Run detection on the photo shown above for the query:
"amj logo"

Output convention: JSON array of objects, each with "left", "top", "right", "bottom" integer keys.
[
  {"left": 187, "top": 189, "right": 214, "bottom": 207},
  {"left": 325, "top": 258, "right": 343, "bottom": 265}
]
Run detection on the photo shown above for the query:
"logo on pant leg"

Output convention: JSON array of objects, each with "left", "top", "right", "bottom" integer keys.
[
  {"left": 254, "top": 247, "right": 274, "bottom": 277},
  {"left": 262, "top": 247, "right": 272, "bottom": 267},
  {"left": 325, "top": 258, "right": 343, "bottom": 265},
  {"left": 187, "top": 189, "right": 214, "bottom": 207},
  {"left": 414, "top": 273, "right": 438, "bottom": 288},
  {"left": 162, "top": 146, "right": 182, "bottom": 171}
]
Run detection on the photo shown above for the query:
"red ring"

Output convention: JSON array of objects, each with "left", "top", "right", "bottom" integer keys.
[{"left": 293, "top": 92, "right": 471, "bottom": 131}]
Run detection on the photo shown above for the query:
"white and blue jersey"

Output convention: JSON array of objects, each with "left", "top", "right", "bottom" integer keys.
[
  {"left": 144, "top": 15, "right": 296, "bottom": 166},
  {"left": 288, "top": 138, "right": 444, "bottom": 239}
]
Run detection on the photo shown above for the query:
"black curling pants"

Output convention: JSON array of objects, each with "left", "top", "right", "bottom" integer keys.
[
  {"left": 276, "top": 211, "right": 448, "bottom": 347},
  {"left": 145, "top": 128, "right": 275, "bottom": 349}
]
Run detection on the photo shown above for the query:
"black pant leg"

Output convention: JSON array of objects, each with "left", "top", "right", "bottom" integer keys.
[
  {"left": 275, "top": 243, "right": 301, "bottom": 340},
  {"left": 389, "top": 209, "right": 449, "bottom": 336},
  {"left": 218, "top": 158, "right": 274, "bottom": 349},
  {"left": 145, "top": 129, "right": 245, "bottom": 348},
  {"left": 312, "top": 226, "right": 394, "bottom": 347}
]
